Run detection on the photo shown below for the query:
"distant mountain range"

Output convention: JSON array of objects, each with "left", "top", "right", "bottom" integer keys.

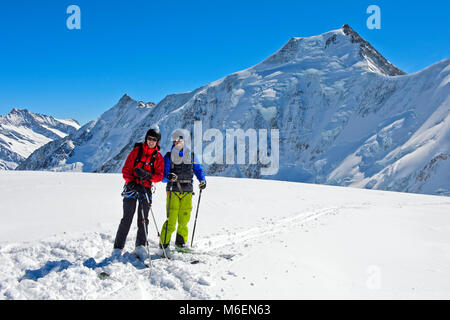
[
  {"left": 0, "top": 108, "right": 80, "bottom": 170},
  {"left": 8, "top": 25, "right": 450, "bottom": 196}
]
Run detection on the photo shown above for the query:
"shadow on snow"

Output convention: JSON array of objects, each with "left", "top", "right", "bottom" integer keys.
[{"left": 19, "top": 252, "right": 156, "bottom": 282}]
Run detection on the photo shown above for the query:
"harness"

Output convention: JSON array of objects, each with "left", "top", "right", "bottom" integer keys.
[
  {"left": 121, "top": 185, "right": 148, "bottom": 200},
  {"left": 121, "top": 142, "right": 158, "bottom": 199},
  {"left": 167, "top": 149, "right": 195, "bottom": 199},
  {"left": 121, "top": 142, "right": 159, "bottom": 200}
]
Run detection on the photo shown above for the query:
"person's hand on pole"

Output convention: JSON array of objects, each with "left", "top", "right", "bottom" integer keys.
[{"left": 167, "top": 172, "right": 178, "bottom": 182}]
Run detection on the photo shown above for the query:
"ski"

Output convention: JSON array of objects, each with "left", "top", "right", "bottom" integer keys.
[
  {"left": 175, "top": 246, "right": 194, "bottom": 254},
  {"left": 158, "top": 254, "right": 201, "bottom": 265},
  {"left": 175, "top": 247, "right": 236, "bottom": 261},
  {"left": 153, "top": 248, "right": 201, "bottom": 265}
]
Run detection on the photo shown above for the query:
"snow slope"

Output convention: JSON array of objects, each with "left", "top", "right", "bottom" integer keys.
[
  {"left": 1, "top": 171, "right": 449, "bottom": 299},
  {"left": 0, "top": 109, "right": 80, "bottom": 170}
]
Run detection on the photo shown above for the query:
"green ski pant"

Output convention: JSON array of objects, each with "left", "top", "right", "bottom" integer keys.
[{"left": 160, "top": 191, "right": 193, "bottom": 246}]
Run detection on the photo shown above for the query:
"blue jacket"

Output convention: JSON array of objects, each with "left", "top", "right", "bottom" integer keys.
[{"left": 162, "top": 146, "right": 206, "bottom": 184}]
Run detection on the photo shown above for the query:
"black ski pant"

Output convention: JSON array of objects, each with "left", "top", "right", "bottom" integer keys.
[{"left": 113, "top": 197, "right": 151, "bottom": 249}]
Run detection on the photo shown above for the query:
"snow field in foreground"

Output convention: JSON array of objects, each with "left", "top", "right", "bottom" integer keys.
[{"left": 0, "top": 171, "right": 449, "bottom": 299}]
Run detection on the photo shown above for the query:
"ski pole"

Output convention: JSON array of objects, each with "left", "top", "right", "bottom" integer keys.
[
  {"left": 138, "top": 200, "right": 153, "bottom": 267},
  {"left": 149, "top": 207, "right": 160, "bottom": 237},
  {"left": 190, "top": 188, "right": 203, "bottom": 248},
  {"left": 163, "top": 182, "right": 173, "bottom": 249},
  {"left": 140, "top": 179, "right": 169, "bottom": 260},
  {"left": 140, "top": 180, "right": 161, "bottom": 237}
]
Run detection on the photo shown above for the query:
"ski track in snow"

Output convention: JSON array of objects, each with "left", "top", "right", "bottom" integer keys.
[
  {"left": 186, "top": 206, "right": 343, "bottom": 296},
  {"left": 0, "top": 205, "right": 341, "bottom": 300}
]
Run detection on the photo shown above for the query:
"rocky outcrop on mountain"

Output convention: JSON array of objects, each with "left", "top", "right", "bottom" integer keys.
[{"left": 342, "top": 24, "right": 406, "bottom": 76}]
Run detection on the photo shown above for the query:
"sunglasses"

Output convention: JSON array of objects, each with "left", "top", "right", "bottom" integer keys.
[{"left": 147, "top": 137, "right": 158, "bottom": 142}]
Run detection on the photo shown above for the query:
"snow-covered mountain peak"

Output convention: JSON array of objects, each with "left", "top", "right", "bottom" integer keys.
[
  {"left": 9, "top": 107, "right": 28, "bottom": 115},
  {"left": 0, "top": 108, "right": 81, "bottom": 170},
  {"left": 4, "top": 108, "right": 36, "bottom": 125},
  {"left": 118, "top": 93, "right": 155, "bottom": 109},
  {"left": 341, "top": 24, "right": 406, "bottom": 76},
  {"left": 2, "top": 108, "right": 80, "bottom": 130},
  {"left": 118, "top": 93, "right": 133, "bottom": 104},
  {"left": 17, "top": 94, "right": 156, "bottom": 172},
  {"left": 258, "top": 25, "right": 405, "bottom": 76}
]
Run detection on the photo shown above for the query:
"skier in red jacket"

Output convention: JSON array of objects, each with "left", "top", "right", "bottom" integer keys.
[{"left": 113, "top": 128, "right": 164, "bottom": 259}]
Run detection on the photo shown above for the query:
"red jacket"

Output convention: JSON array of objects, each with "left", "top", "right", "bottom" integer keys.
[{"left": 122, "top": 143, "right": 164, "bottom": 188}]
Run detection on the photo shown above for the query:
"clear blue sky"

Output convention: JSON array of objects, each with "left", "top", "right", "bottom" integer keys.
[{"left": 1, "top": 0, "right": 449, "bottom": 124}]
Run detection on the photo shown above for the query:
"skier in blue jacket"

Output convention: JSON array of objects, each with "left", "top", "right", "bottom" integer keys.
[{"left": 159, "top": 130, "right": 206, "bottom": 250}]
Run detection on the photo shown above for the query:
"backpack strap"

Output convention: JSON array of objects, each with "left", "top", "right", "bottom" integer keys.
[
  {"left": 148, "top": 149, "right": 158, "bottom": 175},
  {"left": 133, "top": 143, "right": 144, "bottom": 167},
  {"left": 134, "top": 142, "right": 158, "bottom": 175}
]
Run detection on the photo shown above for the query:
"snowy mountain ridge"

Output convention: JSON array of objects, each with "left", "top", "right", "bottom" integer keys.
[
  {"left": 0, "top": 108, "right": 80, "bottom": 170},
  {"left": 258, "top": 25, "right": 405, "bottom": 77},
  {"left": 17, "top": 25, "right": 450, "bottom": 196},
  {"left": 17, "top": 95, "right": 155, "bottom": 172}
]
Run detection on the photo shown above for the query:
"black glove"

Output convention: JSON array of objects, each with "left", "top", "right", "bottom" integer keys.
[
  {"left": 199, "top": 181, "right": 206, "bottom": 190},
  {"left": 134, "top": 167, "right": 152, "bottom": 181},
  {"left": 126, "top": 181, "right": 146, "bottom": 194},
  {"left": 167, "top": 172, "right": 178, "bottom": 182}
]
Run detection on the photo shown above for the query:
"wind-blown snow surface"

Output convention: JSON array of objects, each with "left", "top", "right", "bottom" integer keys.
[{"left": 1, "top": 171, "right": 449, "bottom": 299}]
